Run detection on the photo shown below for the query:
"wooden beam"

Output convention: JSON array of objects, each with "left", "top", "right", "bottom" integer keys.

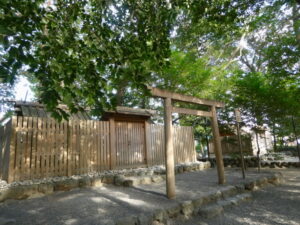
[
  {"left": 149, "top": 87, "right": 225, "bottom": 108},
  {"left": 164, "top": 98, "right": 176, "bottom": 199},
  {"left": 211, "top": 106, "right": 225, "bottom": 184},
  {"left": 172, "top": 107, "right": 213, "bottom": 117}
]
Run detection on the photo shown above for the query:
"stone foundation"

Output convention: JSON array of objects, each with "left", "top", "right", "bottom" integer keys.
[
  {"left": 201, "top": 157, "right": 300, "bottom": 169},
  {"left": 0, "top": 162, "right": 210, "bottom": 203}
]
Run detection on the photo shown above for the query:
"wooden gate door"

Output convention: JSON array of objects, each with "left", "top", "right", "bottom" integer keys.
[{"left": 115, "top": 121, "right": 146, "bottom": 168}]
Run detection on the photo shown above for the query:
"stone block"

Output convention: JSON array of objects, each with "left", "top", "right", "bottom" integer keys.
[
  {"left": 221, "top": 186, "right": 237, "bottom": 199},
  {"left": 151, "top": 176, "right": 163, "bottom": 183},
  {"left": 78, "top": 177, "right": 91, "bottom": 188},
  {"left": 244, "top": 181, "right": 256, "bottom": 191},
  {"left": 153, "top": 209, "right": 167, "bottom": 222},
  {"left": 0, "top": 188, "right": 10, "bottom": 202},
  {"left": 54, "top": 179, "right": 78, "bottom": 191},
  {"left": 192, "top": 198, "right": 203, "bottom": 210},
  {"left": 91, "top": 178, "right": 103, "bottom": 187},
  {"left": 256, "top": 178, "right": 268, "bottom": 187},
  {"left": 114, "top": 175, "right": 125, "bottom": 186},
  {"left": 7, "top": 185, "right": 36, "bottom": 200},
  {"left": 181, "top": 201, "right": 194, "bottom": 217},
  {"left": 115, "top": 216, "right": 137, "bottom": 225},
  {"left": 198, "top": 204, "right": 224, "bottom": 219},
  {"left": 140, "top": 177, "right": 152, "bottom": 185},
  {"left": 166, "top": 205, "right": 181, "bottom": 218},
  {"left": 102, "top": 175, "right": 115, "bottom": 184},
  {"left": 38, "top": 183, "right": 54, "bottom": 195},
  {"left": 177, "top": 166, "right": 184, "bottom": 174},
  {"left": 123, "top": 179, "right": 134, "bottom": 187},
  {"left": 137, "top": 213, "right": 152, "bottom": 225}
]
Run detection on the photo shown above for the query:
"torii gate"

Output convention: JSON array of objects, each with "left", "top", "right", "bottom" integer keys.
[{"left": 149, "top": 87, "right": 226, "bottom": 199}]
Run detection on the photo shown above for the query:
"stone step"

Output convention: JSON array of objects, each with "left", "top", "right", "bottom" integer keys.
[
  {"left": 113, "top": 173, "right": 282, "bottom": 225},
  {"left": 198, "top": 193, "right": 252, "bottom": 219}
]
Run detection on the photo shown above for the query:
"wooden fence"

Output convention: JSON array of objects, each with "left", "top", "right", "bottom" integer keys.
[
  {"left": 147, "top": 125, "right": 196, "bottom": 166},
  {"left": 209, "top": 136, "right": 253, "bottom": 155},
  {"left": 0, "top": 116, "right": 196, "bottom": 182}
]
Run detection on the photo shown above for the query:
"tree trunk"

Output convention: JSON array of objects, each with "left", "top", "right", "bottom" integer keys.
[
  {"left": 206, "top": 135, "right": 210, "bottom": 159},
  {"left": 272, "top": 124, "right": 277, "bottom": 151},
  {"left": 116, "top": 84, "right": 127, "bottom": 106},
  {"left": 255, "top": 132, "right": 261, "bottom": 173}
]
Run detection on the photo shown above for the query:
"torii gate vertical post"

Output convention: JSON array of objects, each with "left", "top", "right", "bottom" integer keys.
[
  {"left": 164, "top": 97, "right": 176, "bottom": 199},
  {"left": 211, "top": 106, "right": 225, "bottom": 184}
]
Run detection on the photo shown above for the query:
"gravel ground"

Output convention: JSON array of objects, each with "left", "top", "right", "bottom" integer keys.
[
  {"left": 0, "top": 168, "right": 276, "bottom": 225},
  {"left": 176, "top": 169, "right": 300, "bottom": 225}
]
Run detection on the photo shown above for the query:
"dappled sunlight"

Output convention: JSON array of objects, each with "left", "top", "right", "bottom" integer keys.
[
  {"left": 64, "top": 218, "right": 78, "bottom": 225},
  {"left": 234, "top": 217, "right": 269, "bottom": 225},
  {"left": 285, "top": 188, "right": 300, "bottom": 193},
  {"left": 118, "top": 196, "right": 148, "bottom": 207}
]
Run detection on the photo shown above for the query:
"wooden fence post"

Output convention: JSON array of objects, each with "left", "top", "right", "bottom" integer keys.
[
  {"left": 8, "top": 116, "right": 17, "bottom": 183},
  {"left": 109, "top": 118, "right": 116, "bottom": 169},
  {"left": 164, "top": 97, "right": 176, "bottom": 199},
  {"left": 211, "top": 106, "right": 225, "bottom": 184}
]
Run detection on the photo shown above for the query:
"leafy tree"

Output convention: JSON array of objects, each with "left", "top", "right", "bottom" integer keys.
[{"left": 0, "top": 0, "right": 266, "bottom": 120}]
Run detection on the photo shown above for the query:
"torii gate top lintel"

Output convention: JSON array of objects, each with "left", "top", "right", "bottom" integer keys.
[
  {"left": 148, "top": 86, "right": 225, "bottom": 108},
  {"left": 148, "top": 86, "right": 225, "bottom": 118}
]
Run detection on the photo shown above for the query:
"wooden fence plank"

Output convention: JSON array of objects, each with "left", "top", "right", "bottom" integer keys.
[
  {"left": 109, "top": 118, "right": 116, "bottom": 169},
  {"left": 24, "top": 117, "right": 32, "bottom": 179}
]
